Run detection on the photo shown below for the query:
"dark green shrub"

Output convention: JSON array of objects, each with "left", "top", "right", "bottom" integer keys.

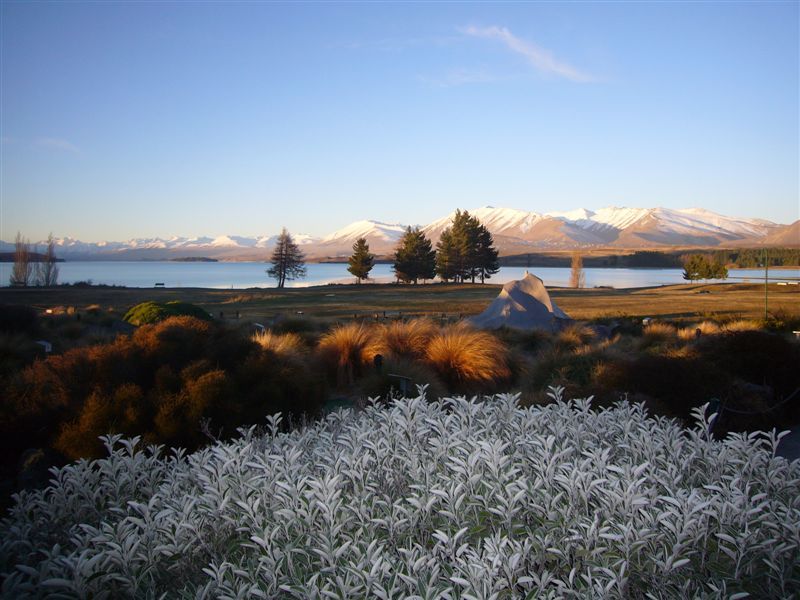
[
  {"left": 594, "top": 354, "right": 729, "bottom": 421},
  {"left": 123, "top": 301, "right": 212, "bottom": 326},
  {"left": 697, "top": 330, "right": 800, "bottom": 421},
  {"left": 357, "top": 357, "right": 447, "bottom": 401}
]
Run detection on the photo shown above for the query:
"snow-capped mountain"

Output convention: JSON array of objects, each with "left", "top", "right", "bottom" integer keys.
[
  {"left": 316, "top": 220, "right": 411, "bottom": 256},
  {"left": 1, "top": 206, "right": 794, "bottom": 260},
  {"left": 323, "top": 220, "right": 407, "bottom": 244},
  {"left": 0, "top": 232, "right": 321, "bottom": 260},
  {"left": 422, "top": 206, "right": 786, "bottom": 250}
]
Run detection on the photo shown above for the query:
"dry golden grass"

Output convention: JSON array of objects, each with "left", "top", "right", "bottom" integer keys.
[
  {"left": 677, "top": 320, "right": 721, "bottom": 340},
  {"left": 641, "top": 321, "right": 677, "bottom": 343},
  {"left": 317, "top": 322, "right": 382, "bottom": 386},
  {"left": 554, "top": 324, "right": 596, "bottom": 351},
  {"left": 374, "top": 318, "right": 440, "bottom": 360},
  {"left": 252, "top": 331, "right": 307, "bottom": 359},
  {"left": 425, "top": 323, "right": 511, "bottom": 389},
  {"left": 723, "top": 319, "right": 762, "bottom": 332}
]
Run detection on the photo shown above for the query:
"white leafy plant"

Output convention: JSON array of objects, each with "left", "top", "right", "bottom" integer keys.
[{"left": 1, "top": 386, "right": 798, "bottom": 599}]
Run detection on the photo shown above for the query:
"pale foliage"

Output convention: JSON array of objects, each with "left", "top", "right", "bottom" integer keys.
[{"left": 2, "top": 390, "right": 799, "bottom": 598}]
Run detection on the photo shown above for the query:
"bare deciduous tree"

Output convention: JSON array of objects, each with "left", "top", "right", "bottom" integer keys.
[
  {"left": 10, "top": 232, "right": 32, "bottom": 287},
  {"left": 40, "top": 233, "right": 60, "bottom": 286},
  {"left": 570, "top": 252, "right": 586, "bottom": 289}
]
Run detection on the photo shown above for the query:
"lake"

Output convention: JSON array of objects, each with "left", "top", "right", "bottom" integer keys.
[{"left": 2, "top": 261, "right": 796, "bottom": 289}]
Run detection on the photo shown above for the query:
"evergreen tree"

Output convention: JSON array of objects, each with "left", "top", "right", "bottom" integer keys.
[
  {"left": 267, "top": 228, "right": 306, "bottom": 288},
  {"left": 709, "top": 260, "right": 728, "bottom": 280},
  {"left": 393, "top": 227, "right": 436, "bottom": 284},
  {"left": 682, "top": 254, "right": 709, "bottom": 281},
  {"left": 435, "top": 229, "right": 459, "bottom": 283},
  {"left": 347, "top": 237, "right": 374, "bottom": 283},
  {"left": 475, "top": 224, "right": 499, "bottom": 283},
  {"left": 450, "top": 209, "right": 480, "bottom": 282},
  {"left": 682, "top": 254, "right": 727, "bottom": 281},
  {"left": 440, "top": 209, "right": 499, "bottom": 283}
]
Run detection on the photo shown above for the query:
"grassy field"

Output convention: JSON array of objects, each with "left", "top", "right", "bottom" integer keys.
[{"left": 1, "top": 280, "right": 798, "bottom": 323}]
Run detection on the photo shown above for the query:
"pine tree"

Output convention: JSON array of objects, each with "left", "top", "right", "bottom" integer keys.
[
  {"left": 682, "top": 254, "right": 707, "bottom": 281},
  {"left": 267, "top": 228, "right": 306, "bottom": 288},
  {"left": 441, "top": 210, "right": 498, "bottom": 283},
  {"left": 393, "top": 227, "right": 436, "bottom": 284},
  {"left": 347, "top": 237, "right": 374, "bottom": 283},
  {"left": 681, "top": 254, "right": 728, "bottom": 281},
  {"left": 9, "top": 232, "right": 32, "bottom": 287},
  {"left": 475, "top": 224, "right": 499, "bottom": 283},
  {"left": 435, "top": 229, "right": 459, "bottom": 283},
  {"left": 450, "top": 210, "right": 480, "bottom": 283}
]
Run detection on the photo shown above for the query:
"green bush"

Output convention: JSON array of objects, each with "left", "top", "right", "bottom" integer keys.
[{"left": 123, "top": 301, "right": 212, "bottom": 326}]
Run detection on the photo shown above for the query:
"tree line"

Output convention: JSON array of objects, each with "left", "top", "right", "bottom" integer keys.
[
  {"left": 710, "top": 248, "right": 800, "bottom": 268},
  {"left": 8, "top": 232, "right": 60, "bottom": 287},
  {"left": 268, "top": 210, "right": 501, "bottom": 287}
]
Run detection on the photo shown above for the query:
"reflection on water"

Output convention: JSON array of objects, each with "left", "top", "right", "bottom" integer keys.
[{"left": 0, "top": 261, "right": 796, "bottom": 290}]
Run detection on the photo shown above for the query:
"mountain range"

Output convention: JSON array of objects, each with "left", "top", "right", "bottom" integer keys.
[{"left": 2, "top": 206, "right": 797, "bottom": 261}]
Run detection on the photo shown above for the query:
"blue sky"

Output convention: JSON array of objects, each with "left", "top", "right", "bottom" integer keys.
[{"left": 1, "top": 1, "right": 798, "bottom": 242}]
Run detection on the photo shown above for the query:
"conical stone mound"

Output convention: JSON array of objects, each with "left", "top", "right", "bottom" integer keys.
[{"left": 469, "top": 272, "right": 571, "bottom": 331}]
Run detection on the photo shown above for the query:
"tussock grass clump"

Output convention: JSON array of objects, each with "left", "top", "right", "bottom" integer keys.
[
  {"left": 426, "top": 323, "right": 511, "bottom": 390},
  {"left": 554, "top": 323, "right": 596, "bottom": 351},
  {"left": 317, "top": 322, "right": 381, "bottom": 386},
  {"left": 638, "top": 321, "right": 678, "bottom": 349},
  {"left": 374, "top": 318, "right": 439, "bottom": 360},
  {"left": 252, "top": 331, "right": 306, "bottom": 360},
  {"left": 677, "top": 320, "right": 721, "bottom": 340},
  {"left": 723, "top": 319, "right": 761, "bottom": 332},
  {"left": 2, "top": 393, "right": 798, "bottom": 598}
]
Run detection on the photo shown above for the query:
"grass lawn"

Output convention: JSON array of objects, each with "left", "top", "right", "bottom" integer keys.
[{"left": 1, "top": 281, "right": 798, "bottom": 323}]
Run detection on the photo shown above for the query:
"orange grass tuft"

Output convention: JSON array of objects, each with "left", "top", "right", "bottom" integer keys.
[
  {"left": 374, "top": 318, "right": 439, "bottom": 360},
  {"left": 317, "top": 322, "right": 382, "bottom": 386},
  {"left": 640, "top": 321, "right": 677, "bottom": 344},
  {"left": 252, "top": 331, "right": 306, "bottom": 359},
  {"left": 677, "top": 321, "right": 721, "bottom": 340},
  {"left": 425, "top": 324, "right": 511, "bottom": 389},
  {"left": 723, "top": 319, "right": 761, "bottom": 332}
]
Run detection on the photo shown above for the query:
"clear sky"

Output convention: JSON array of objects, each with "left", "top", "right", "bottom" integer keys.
[{"left": 1, "top": 1, "right": 798, "bottom": 242}]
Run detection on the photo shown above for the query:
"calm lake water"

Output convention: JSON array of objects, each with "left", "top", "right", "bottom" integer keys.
[{"left": 2, "top": 261, "right": 796, "bottom": 289}]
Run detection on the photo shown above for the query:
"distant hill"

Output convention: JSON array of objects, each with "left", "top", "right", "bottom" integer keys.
[
  {"left": 1, "top": 205, "right": 793, "bottom": 261},
  {"left": 757, "top": 220, "right": 800, "bottom": 247},
  {"left": 170, "top": 257, "right": 218, "bottom": 262},
  {"left": 0, "top": 252, "right": 65, "bottom": 263}
]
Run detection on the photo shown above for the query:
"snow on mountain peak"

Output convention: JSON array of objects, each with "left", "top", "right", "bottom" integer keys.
[
  {"left": 5, "top": 206, "right": 785, "bottom": 260},
  {"left": 210, "top": 235, "right": 242, "bottom": 248},
  {"left": 323, "top": 220, "right": 407, "bottom": 243}
]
